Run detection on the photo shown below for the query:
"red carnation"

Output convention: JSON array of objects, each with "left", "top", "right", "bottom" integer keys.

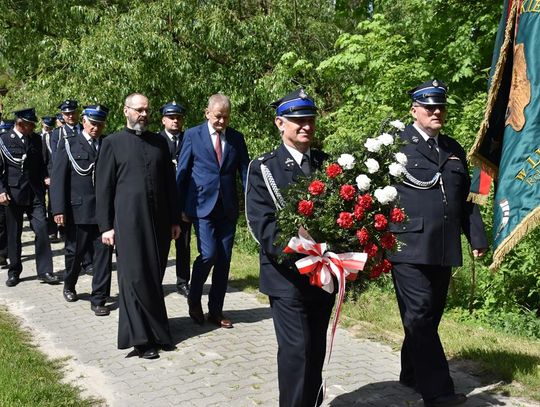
[
  {"left": 339, "top": 184, "right": 356, "bottom": 201},
  {"left": 374, "top": 214, "right": 388, "bottom": 231},
  {"left": 381, "top": 259, "right": 392, "bottom": 273},
  {"left": 353, "top": 204, "right": 365, "bottom": 221},
  {"left": 356, "top": 227, "right": 370, "bottom": 245},
  {"left": 336, "top": 212, "right": 354, "bottom": 229},
  {"left": 370, "top": 263, "right": 384, "bottom": 279},
  {"left": 297, "top": 200, "right": 314, "bottom": 217},
  {"left": 357, "top": 194, "right": 373, "bottom": 210},
  {"left": 326, "top": 163, "right": 343, "bottom": 178},
  {"left": 390, "top": 207, "right": 405, "bottom": 223},
  {"left": 370, "top": 259, "right": 392, "bottom": 279},
  {"left": 308, "top": 180, "right": 326, "bottom": 195},
  {"left": 380, "top": 232, "right": 397, "bottom": 250},
  {"left": 363, "top": 242, "right": 378, "bottom": 258}
]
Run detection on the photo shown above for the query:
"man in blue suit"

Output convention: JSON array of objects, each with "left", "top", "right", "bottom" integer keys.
[{"left": 177, "top": 94, "right": 249, "bottom": 329}]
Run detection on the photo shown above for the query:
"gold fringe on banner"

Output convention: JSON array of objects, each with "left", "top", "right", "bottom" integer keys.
[
  {"left": 467, "top": 192, "right": 489, "bottom": 205},
  {"left": 490, "top": 206, "right": 540, "bottom": 271},
  {"left": 467, "top": 1, "right": 519, "bottom": 178}
]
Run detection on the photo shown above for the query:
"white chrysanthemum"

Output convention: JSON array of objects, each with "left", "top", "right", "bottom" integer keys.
[
  {"left": 388, "top": 163, "right": 405, "bottom": 177},
  {"left": 374, "top": 186, "right": 398, "bottom": 204},
  {"left": 337, "top": 153, "right": 356, "bottom": 170},
  {"left": 389, "top": 120, "right": 406, "bottom": 131},
  {"left": 394, "top": 152, "right": 408, "bottom": 165},
  {"left": 378, "top": 133, "right": 394, "bottom": 146},
  {"left": 364, "top": 138, "right": 383, "bottom": 153},
  {"left": 355, "top": 174, "right": 371, "bottom": 192},
  {"left": 364, "top": 158, "right": 380, "bottom": 174}
]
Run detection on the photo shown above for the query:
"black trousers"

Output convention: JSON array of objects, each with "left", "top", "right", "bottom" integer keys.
[
  {"left": 270, "top": 294, "right": 335, "bottom": 407},
  {"left": 63, "top": 224, "right": 112, "bottom": 306},
  {"left": 45, "top": 189, "right": 57, "bottom": 236},
  {"left": 64, "top": 222, "right": 93, "bottom": 273},
  {"left": 6, "top": 199, "right": 53, "bottom": 278},
  {"left": 0, "top": 205, "right": 7, "bottom": 258},
  {"left": 174, "top": 219, "right": 191, "bottom": 284},
  {"left": 391, "top": 263, "right": 454, "bottom": 400}
]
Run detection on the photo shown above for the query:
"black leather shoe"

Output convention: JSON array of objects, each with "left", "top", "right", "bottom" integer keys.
[
  {"left": 38, "top": 273, "right": 60, "bottom": 285},
  {"left": 188, "top": 299, "right": 205, "bottom": 325},
  {"left": 208, "top": 312, "right": 233, "bottom": 329},
  {"left": 134, "top": 345, "right": 159, "bottom": 359},
  {"left": 63, "top": 289, "right": 78, "bottom": 302},
  {"left": 424, "top": 393, "right": 467, "bottom": 407},
  {"left": 83, "top": 265, "right": 94, "bottom": 276},
  {"left": 0, "top": 256, "right": 7, "bottom": 266},
  {"left": 176, "top": 282, "right": 190, "bottom": 298},
  {"left": 6, "top": 275, "right": 19, "bottom": 287},
  {"left": 91, "top": 304, "right": 110, "bottom": 316}
]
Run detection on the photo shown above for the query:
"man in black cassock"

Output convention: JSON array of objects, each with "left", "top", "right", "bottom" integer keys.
[{"left": 95, "top": 93, "right": 180, "bottom": 360}]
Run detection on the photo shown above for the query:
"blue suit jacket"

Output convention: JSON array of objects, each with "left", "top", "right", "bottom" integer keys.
[{"left": 176, "top": 121, "right": 249, "bottom": 219}]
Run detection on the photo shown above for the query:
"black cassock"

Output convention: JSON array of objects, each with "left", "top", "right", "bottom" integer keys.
[{"left": 96, "top": 127, "right": 178, "bottom": 349}]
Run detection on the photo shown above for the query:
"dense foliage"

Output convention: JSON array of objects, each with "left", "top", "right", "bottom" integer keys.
[{"left": 1, "top": 0, "right": 538, "bottom": 335}]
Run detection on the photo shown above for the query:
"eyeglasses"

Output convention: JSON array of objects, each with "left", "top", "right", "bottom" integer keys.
[{"left": 126, "top": 106, "right": 149, "bottom": 114}]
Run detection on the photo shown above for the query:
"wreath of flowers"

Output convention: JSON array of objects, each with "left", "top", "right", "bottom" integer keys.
[{"left": 277, "top": 120, "right": 408, "bottom": 280}]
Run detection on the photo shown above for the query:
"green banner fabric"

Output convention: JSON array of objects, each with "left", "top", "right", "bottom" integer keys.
[
  {"left": 490, "top": 1, "right": 540, "bottom": 269},
  {"left": 469, "top": 0, "right": 516, "bottom": 174}
]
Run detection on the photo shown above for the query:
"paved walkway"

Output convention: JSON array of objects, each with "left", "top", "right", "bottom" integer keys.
[{"left": 0, "top": 228, "right": 536, "bottom": 407}]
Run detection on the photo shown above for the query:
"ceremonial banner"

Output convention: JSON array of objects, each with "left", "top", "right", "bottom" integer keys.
[{"left": 469, "top": 0, "right": 540, "bottom": 269}]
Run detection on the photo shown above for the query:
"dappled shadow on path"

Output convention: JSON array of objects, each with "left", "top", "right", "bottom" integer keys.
[
  {"left": 167, "top": 306, "right": 272, "bottom": 346},
  {"left": 328, "top": 380, "right": 507, "bottom": 406}
]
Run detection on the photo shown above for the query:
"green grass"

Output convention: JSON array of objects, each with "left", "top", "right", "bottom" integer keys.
[
  {"left": 229, "top": 246, "right": 540, "bottom": 402},
  {"left": 0, "top": 307, "right": 99, "bottom": 406}
]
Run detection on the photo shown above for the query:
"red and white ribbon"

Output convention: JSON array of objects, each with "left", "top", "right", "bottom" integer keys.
[{"left": 284, "top": 230, "right": 367, "bottom": 361}]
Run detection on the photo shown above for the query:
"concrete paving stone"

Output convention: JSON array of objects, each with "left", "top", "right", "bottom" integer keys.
[{"left": 0, "top": 226, "right": 536, "bottom": 407}]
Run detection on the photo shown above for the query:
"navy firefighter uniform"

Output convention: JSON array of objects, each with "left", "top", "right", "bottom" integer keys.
[
  {"left": 245, "top": 89, "right": 334, "bottom": 407},
  {"left": 0, "top": 108, "right": 58, "bottom": 287},
  {"left": 159, "top": 101, "right": 192, "bottom": 296},
  {"left": 50, "top": 105, "right": 112, "bottom": 315},
  {"left": 389, "top": 80, "right": 488, "bottom": 407}
]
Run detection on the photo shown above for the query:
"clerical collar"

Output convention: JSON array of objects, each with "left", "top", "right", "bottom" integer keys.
[
  {"left": 283, "top": 143, "right": 310, "bottom": 167},
  {"left": 124, "top": 127, "right": 143, "bottom": 136},
  {"left": 413, "top": 123, "right": 439, "bottom": 144}
]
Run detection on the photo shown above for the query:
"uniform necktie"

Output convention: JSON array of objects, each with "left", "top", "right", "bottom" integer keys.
[
  {"left": 427, "top": 138, "right": 438, "bottom": 161},
  {"left": 301, "top": 154, "right": 311, "bottom": 176},
  {"left": 214, "top": 131, "right": 222, "bottom": 165},
  {"left": 91, "top": 138, "right": 98, "bottom": 152},
  {"left": 172, "top": 135, "right": 178, "bottom": 150}
]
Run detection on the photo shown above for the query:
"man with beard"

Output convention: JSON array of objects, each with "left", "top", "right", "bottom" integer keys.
[
  {"left": 51, "top": 105, "right": 112, "bottom": 316},
  {"left": 0, "top": 108, "right": 58, "bottom": 287},
  {"left": 159, "top": 101, "right": 191, "bottom": 297},
  {"left": 96, "top": 93, "right": 180, "bottom": 359}
]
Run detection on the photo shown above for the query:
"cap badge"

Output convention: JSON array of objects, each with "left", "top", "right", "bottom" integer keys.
[
  {"left": 432, "top": 80, "right": 439, "bottom": 87},
  {"left": 299, "top": 89, "right": 307, "bottom": 99}
]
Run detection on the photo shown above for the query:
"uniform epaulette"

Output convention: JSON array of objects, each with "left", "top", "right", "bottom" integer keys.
[{"left": 256, "top": 151, "right": 276, "bottom": 163}]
